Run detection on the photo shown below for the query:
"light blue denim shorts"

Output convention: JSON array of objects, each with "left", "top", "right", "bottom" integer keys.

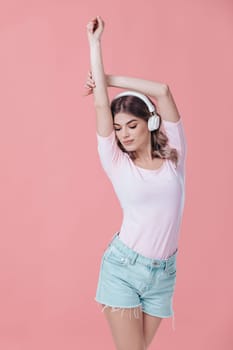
[{"left": 94, "top": 232, "right": 178, "bottom": 331}]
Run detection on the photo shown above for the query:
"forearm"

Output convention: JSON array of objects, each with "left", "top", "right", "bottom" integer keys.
[
  {"left": 106, "top": 75, "right": 168, "bottom": 99},
  {"left": 89, "top": 41, "right": 109, "bottom": 107}
]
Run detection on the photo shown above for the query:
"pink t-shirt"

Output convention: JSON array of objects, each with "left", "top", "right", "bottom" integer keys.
[{"left": 96, "top": 118, "right": 187, "bottom": 259}]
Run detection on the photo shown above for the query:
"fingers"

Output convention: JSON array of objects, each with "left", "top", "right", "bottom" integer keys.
[
  {"left": 86, "top": 16, "right": 104, "bottom": 34},
  {"left": 87, "top": 70, "right": 95, "bottom": 82},
  {"left": 86, "top": 17, "right": 97, "bottom": 32},
  {"left": 96, "top": 15, "right": 104, "bottom": 28},
  {"left": 86, "top": 75, "right": 96, "bottom": 87},
  {"left": 84, "top": 67, "right": 96, "bottom": 98},
  {"left": 83, "top": 88, "right": 93, "bottom": 96},
  {"left": 83, "top": 82, "right": 94, "bottom": 94},
  {"left": 86, "top": 18, "right": 97, "bottom": 34},
  {"left": 85, "top": 83, "right": 95, "bottom": 90},
  {"left": 83, "top": 90, "right": 92, "bottom": 97},
  {"left": 86, "top": 21, "right": 94, "bottom": 33},
  {"left": 84, "top": 80, "right": 95, "bottom": 89},
  {"left": 83, "top": 72, "right": 96, "bottom": 96}
]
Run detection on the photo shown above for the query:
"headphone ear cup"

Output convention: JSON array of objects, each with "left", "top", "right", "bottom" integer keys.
[{"left": 148, "top": 115, "right": 160, "bottom": 131}]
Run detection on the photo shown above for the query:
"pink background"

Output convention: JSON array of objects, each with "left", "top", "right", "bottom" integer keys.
[{"left": 0, "top": 0, "right": 232, "bottom": 349}]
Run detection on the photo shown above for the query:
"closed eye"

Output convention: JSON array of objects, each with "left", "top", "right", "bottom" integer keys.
[{"left": 115, "top": 125, "right": 137, "bottom": 131}]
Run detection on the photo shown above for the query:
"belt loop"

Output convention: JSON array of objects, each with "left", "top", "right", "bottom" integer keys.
[
  {"left": 130, "top": 252, "right": 138, "bottom": 265},
  {"left": 164, "top": 258, "right": 168, "bottom": 271}
]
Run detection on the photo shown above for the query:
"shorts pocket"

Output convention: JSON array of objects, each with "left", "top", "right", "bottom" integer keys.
[
  {"left": 104, "top": 245, "right": 129, "bottom": 266},
  {"left": 165, "top": 261, "right": 177, "bottom": 276}
]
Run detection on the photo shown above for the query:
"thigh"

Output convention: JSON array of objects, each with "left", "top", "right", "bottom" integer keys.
[
  {"left": 143, "top": 312, "right": 162, "bottom": 348},
  {"left": 102, "top": 305, "right": 145, "bottom": 350}
]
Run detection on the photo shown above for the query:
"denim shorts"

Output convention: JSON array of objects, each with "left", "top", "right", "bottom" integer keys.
[{"left": 94, "top": 232, "right": 178, "bottom": 331}]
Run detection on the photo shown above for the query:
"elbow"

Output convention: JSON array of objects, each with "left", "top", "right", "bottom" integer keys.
[
  {"left": 94, "top": 102, "right": 110, "bottom": 109},
  {"left": 160, "top": 83, "right": 169, "bottom": 96},
  {"left": 94, "top": 96, "right": 110, "bottom": 109}
]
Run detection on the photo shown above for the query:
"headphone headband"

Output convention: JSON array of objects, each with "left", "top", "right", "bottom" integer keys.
[
  {"left": 112, "top": 90, "right": 156, "bottom": 114},
  {"left": 112, "top": 90, "right": 160, "bottom": 131}
]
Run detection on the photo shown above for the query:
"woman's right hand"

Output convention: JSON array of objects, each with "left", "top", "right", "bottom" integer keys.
[
  {"left": 83, "top": 70, "right": 96, "bottom": 96},
  {"left": 83, "top": 71, "right": 111, "bottom": 96},
  {"left": 86, "top": 16, "right": 105, "bottom": 44}
]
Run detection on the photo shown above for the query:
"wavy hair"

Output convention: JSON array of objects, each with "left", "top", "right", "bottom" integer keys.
[{"left": 110, "top": 94, "right": 179, "bottom": 167}]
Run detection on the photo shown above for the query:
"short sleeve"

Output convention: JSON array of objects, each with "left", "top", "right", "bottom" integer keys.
[
  {"left": 161, "top": 118, "right": 187, "bottom": 168},
  {"left": 96, "top": 130, "right": 126, "bottom": 178}
]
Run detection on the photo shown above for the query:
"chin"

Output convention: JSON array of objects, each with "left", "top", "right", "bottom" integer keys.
[{"left": 124, "top": 145, "right": 137, "bottom": 152}]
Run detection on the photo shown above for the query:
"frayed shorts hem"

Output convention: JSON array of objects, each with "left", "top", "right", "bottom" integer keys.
[
  {"left": 95, "top": 297, "right": 172, "bottom": 318},
  {"left": 142, "top": 309, "right": 174, "bottom": 318},
  {"left": 94, "top": 297, "right": 142, "bottom": 310},
  {"left": 95, "top": 297, "right": 176, "bottom": 331}
]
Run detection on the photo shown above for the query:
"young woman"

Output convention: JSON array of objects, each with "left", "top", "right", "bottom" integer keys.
[{"left": 85, "top": 16, "right": 187, "bottom": 350}]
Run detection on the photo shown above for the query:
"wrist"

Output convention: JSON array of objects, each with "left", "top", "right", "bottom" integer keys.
[
  {"left": 89, "top": 39, "right": 101, "bottom": 48},
  {"left": 105, "top": 74, "right": 112, "bottom": 86}
]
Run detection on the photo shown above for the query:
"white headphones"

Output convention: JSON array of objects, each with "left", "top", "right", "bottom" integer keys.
[{"left": 112, "top": 90, "right": 160, "bottom": 131}]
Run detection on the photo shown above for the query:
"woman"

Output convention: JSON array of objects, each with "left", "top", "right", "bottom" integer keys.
[{"left": 85, "top": 16, "right": 187, "bottom": 350}]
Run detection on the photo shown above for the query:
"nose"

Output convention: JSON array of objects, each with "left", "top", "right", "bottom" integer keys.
[{"left": 122, "top": 128, "right": 130, "bottom": 139}]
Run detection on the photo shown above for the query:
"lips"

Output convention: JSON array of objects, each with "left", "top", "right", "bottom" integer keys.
[{"left": 123, "top": 140, "right": 133, "bottom": 145}]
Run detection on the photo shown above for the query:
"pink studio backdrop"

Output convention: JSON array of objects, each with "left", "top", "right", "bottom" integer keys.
[{"left": 0, "top": 0, "right": 232, "bottom": 349}]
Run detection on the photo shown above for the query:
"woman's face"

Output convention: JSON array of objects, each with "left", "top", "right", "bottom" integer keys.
[{"left": 113, "top": 112, "right": 150, "bottom": 152}]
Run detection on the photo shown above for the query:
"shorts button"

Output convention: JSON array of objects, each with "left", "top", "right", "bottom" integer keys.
[{"left": 121, "top": 258, "right": 125, "bottom": 261}]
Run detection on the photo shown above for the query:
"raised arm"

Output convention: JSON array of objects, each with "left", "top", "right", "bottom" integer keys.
[
  {"left": 86, "top": 16, "right": 113, "bottom": 137},
  {"left": 106, "top": 75, "right": 181, "bottom": 123}
]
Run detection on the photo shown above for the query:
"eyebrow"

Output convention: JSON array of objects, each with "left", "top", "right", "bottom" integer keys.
[{"left": 113, "top": 119, "right": 138, "bottom": 126}]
